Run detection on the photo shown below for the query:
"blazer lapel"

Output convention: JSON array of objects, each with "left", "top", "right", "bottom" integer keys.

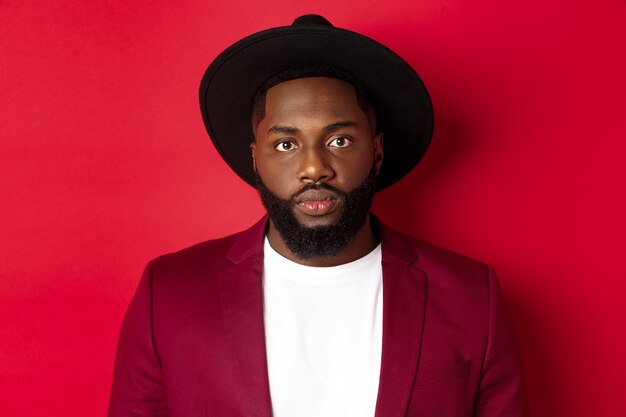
[
  {"left": 217, "top": 217, "right": 272, "bottom": 417},
  {"left": 375, "top": 222, "right": 427, "bottom": 417}
]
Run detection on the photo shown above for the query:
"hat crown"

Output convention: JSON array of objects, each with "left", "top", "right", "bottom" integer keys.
[{"left": 291, "top": 14, "right": 333, "bottom": 27}]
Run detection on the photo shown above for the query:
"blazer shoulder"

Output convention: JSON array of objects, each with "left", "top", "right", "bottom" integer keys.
[
  {"left": 383, "top": 225, "right": 499, "bottom": 327},
  {"left": 381, "top": 222, "right": 492, "bottom": 281},
  {"left": 148, "top": 216, "right": 267, "bottom": 278},
  {"left": 414, "top": 237, "right": 491, "bottom": 278}
]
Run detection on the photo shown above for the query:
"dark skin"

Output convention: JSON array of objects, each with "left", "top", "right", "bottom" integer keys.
[{"left": 251, "top": 77, "right": 384, "bottom": 267}]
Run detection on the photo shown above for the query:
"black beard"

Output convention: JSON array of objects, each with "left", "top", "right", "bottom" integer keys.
[{"left": 255, "top": 167, "right": 377, "bottom": 260}]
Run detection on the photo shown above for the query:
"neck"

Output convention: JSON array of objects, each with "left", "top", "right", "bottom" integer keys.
[{"left": 266, "top": 214, "right": 379, "bottom": 267}]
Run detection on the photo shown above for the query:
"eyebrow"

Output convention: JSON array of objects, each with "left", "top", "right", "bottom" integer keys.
[
  {"left": 268, "top": 125, "right": 299, "bottom": 135},
  {"left": 267, "top": 120, "right": 358, "bottom": 135},
  {"left": 325, "top": 120, "right": 358, "bottom": 131}
]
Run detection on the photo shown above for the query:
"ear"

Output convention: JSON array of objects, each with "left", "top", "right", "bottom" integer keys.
[
  {"left": 373, "top": 132, "right": 384, "bottom": 175},
  {"left": 250, "top": 141, "right": 257, "bottom": 172}
]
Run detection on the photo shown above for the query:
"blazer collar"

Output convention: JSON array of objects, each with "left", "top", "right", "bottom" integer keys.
[
  {"left": 224, "top": 215, "right": 268, "bottom": 264},
  {"left": 374, "top": 216, "right": 427, "bottom": 417},
  {"left": 218, "top": 214, "right": 426, "bottom": 417},
  {"left": 218, "top": 216, "right": 271, "bottom": 417}
]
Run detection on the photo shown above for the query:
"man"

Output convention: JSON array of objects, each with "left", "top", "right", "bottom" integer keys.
[{"left": 108, "top": 15, "right": 528, "bottom": 417}]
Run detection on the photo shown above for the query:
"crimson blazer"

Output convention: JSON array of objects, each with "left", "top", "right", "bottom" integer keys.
[{"left": 108, "top": 215, "right": 528, "bottom": 417}]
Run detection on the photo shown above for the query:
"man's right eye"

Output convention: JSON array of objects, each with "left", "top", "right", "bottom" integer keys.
[{"left": 275, "top": 141, "right": 297, "bottom": 152}]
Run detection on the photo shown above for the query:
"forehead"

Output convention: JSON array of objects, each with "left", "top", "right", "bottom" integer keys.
[
  {"left": 263, "top": 77, "right": 362, "bottom": 118},
  {"left": 266, "top": 76, "right": 357, "bottom": 99}
]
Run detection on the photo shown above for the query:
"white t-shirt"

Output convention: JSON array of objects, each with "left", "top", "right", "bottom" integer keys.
[{"left": 262, "top": 238, "right": 383, "bottom": 417}]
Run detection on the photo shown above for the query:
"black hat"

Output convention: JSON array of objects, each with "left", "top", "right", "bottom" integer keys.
[{"left": 199, "top": 14, "right": 434, "bottom": 191}]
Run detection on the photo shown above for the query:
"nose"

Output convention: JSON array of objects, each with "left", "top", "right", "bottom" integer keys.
[{"left": 297, "top": 146, "right": 335, "bottom": 184}]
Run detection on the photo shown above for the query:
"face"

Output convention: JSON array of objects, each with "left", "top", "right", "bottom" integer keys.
[{"left": 251, "top": 77, "right": 384, "bottom": 258}]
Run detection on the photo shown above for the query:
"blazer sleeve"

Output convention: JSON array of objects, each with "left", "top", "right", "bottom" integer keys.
[
  {"left": 474, "top": 267, "right": 529, "bottom": 417},
  {"left": 108, "top": 262, "right": 168, "bottom": 417}
]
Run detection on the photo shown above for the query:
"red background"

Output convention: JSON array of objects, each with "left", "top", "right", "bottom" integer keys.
[{"left": 1, "top": 1, "right": 625, "bottom": 416}]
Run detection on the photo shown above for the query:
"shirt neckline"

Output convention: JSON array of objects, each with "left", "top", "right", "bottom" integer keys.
[{"left": 263, "top": 237, "right": 382, "bottom": 285}]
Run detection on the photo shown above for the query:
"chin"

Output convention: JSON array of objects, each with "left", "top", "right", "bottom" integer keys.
[
  {"left": 297, "top": 217, "right": 340, "bottom": 229},
  {"left": 293, "top": 209, "right": 343, "bottom": 229}
]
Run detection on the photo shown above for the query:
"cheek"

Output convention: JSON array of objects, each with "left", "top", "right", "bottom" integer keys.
[
  {"left": 336, "top": 151, "right": 376, "bottom": 184},
  {"left": 255, "top": 158, "right": 297, "bottom": 198}
]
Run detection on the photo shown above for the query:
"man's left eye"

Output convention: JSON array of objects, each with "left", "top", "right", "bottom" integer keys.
[{"left": 328, "top": 137, "right": 353, "bottom": 148}]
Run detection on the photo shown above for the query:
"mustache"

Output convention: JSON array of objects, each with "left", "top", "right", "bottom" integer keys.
[{"left": 290, "top": 182, "right": 345, "bottom": 201}]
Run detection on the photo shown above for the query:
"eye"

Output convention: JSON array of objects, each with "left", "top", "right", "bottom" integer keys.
[
  {"left": 328, "top": 136, "right": 353, "bottom": 148},
  {"left": 275, "top": 141, "right": 298, "bottom": 152}
]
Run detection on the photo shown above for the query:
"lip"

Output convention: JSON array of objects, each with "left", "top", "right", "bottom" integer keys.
[{"left": 294, "top": 189, "right": 339, "bottom": 216}]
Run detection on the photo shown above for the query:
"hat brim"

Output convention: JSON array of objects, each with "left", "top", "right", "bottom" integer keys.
[{"left": 200, "top": 24, "right": 434, "bottom": 191}]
